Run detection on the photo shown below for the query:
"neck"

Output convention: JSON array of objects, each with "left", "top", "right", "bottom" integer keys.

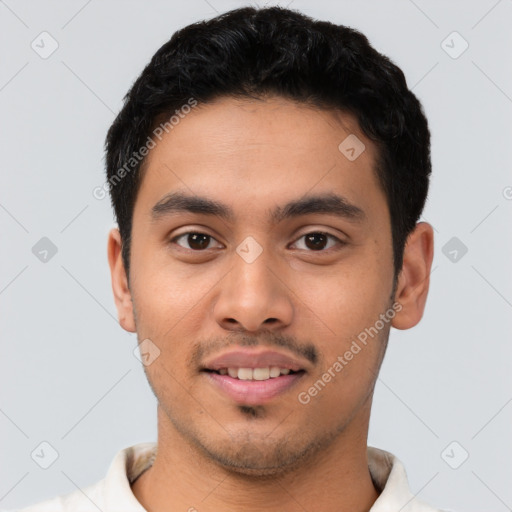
[{"left": 132, "top": 404, "right": 380, "bottom": 512}]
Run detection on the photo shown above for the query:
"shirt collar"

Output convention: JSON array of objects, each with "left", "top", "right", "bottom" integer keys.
[
  {"left": 103, "top": 442, "right": 438, "bottom": 511},
  {"left": 103, "top": 442, "right": 156, "bottom": 511}
]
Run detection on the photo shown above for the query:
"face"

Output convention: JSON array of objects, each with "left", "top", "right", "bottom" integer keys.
[{"left": 108, "top": 95, "right": 432, "bottom": 476}]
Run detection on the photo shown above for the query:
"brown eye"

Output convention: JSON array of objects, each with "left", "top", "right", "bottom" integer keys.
[
  {"left": 293, "top": 232, "right": 344, "bottom": 252},
  {"left": 172, "top": 232, "right": 218, "bottom": 250},
  {"left": 305, "top": 233, "right": 329, "bottom": 250}
]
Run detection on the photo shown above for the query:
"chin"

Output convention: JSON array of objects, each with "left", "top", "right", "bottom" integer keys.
[{"left": 194, "top": 432, "right": 329, "bottom": 479}]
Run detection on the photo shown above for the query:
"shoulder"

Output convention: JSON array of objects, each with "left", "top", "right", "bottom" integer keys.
[
  {"left": 6, "top": 442, "right": 156, "bottom": 512},
  {"left": 4, "top": 479, "right": 105, "bottom": 512},
  {"left": 367, "top": 446, "right": 455, "bottom": 512}
]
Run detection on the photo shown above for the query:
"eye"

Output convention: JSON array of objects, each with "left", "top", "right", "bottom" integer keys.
[
  {"left": 171, "top": 231, "right": 222, "bottom": 251},
  {"left": 291, "top": 231, "right": 345, "bottom": 252},
  {"left": 170, "top": 230, "right": 346, "bottom": 253}
]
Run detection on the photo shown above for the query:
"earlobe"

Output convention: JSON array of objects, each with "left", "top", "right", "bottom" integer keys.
[
  {"left": 391, "top": 222, "right": 434, "bottom": 330},
  {"left": 107, "top": 228, "right": 136, "bottom": 333}
]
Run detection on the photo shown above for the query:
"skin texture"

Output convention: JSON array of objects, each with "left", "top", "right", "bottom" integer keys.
[{"left": 108, "top": 95, "right": 434, "bottom": 512}]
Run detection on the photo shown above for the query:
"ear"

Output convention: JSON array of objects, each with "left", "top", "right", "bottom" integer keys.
[
  {"left": 391, "top": 222, "right": 434, "bottom": 330},
  {"left": 107, "top": 228, "right": 136, "bottom": 333}
]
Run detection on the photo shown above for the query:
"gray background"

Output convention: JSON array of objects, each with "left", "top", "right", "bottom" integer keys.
[{"left": 1, "top": 1, "right": 511, "bottom": 511}]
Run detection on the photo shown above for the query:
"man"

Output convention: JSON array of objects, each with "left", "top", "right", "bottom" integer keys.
[{"left": 16, "top": 5, "right": 445, "bottom": 512}]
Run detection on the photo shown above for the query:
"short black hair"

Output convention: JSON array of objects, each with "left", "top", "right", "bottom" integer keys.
[{"left": 105, "top": 6, "right": 431, "bottom": 287}]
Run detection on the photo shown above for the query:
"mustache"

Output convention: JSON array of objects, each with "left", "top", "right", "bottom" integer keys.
[{"left": 189, "top": 331, "right": 319, "bottom": 368}]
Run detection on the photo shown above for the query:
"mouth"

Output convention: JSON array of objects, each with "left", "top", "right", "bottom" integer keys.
[
  {"left": 203, "top": 366, "right": 304, "bottom": 380},
  {"left": 200, "top": 349, "right": 309, "bottom": 405}
]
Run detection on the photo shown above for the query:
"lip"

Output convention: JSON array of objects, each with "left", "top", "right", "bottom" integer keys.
[
  {"left": 201, "top": 348, "right": 309, "bottom": 406},
  {"left": 204, "top": 371, "right": 305, "bottom": 405},
  {"left": 201, "top": 348, "right": 308, "bottom": 372}
]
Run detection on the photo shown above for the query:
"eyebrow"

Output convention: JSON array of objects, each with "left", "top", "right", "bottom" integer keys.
[{"left": 151, "top": 191, "right": 366, "bottom": 224}]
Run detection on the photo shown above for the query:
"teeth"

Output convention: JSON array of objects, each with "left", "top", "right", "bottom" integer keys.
[
  {"left": 238, "top": 368, "right": 253, "bottom": 380},
  {"left": 269, "top": 366, "right": 281, "bottom": 378},
  {"left": 218, "top": 367, "right": 295, "bottom": 380},
  {"left": 253, "top": 367, "right": 270, "bottom": 380}
]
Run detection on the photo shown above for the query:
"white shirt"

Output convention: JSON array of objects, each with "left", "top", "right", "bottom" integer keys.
[{"left": 11, "top": 442, "right": 448, "bottom": 512}]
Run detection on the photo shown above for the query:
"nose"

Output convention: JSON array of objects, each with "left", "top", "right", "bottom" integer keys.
[{"left": 213, "top": 248, "right": 294, "bottom": 333}]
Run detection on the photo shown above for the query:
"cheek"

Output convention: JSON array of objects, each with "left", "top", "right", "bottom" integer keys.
[
  {"left": 295, "top": 258, "right": 389, "bottom": 334},
  {"left": 131, "top": 246, "right": 213, "bottom": 327},
  {"left": 293, "top": 254, "right": 390, "bottom": 385},
  {"left": 130, "top": 258, "right": 220, "bottom": 378}
]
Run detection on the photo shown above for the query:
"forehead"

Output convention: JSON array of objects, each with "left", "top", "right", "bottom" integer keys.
[
  {"left": 145, "top": 95, "right": 368, "bottom": 156},
  {"left": 134, "top": 95, "right": 384, "bottom": 223}
]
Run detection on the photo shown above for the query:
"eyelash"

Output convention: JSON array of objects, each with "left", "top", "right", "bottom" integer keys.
[{"left": 170, "top": 230, "right": 346, "bottom": 253}]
